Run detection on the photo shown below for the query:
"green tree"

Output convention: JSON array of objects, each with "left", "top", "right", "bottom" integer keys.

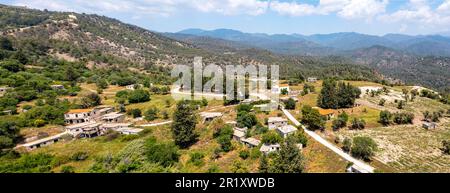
[
  {"left": 80, "top": 92, "right": 101, "bottom": 108},
  {"left": 96, "top": 79, "right": 108, "bottom": 89},
  {"left": 342, "top": 137, "right": 352, "bottom": 152},
  {"left": 301, "top": 105, "right": 325, "bottom": 131},
  {"left": 144, "top": 107, "right": 159, "bottom": 121},
  {"left": 350, "top": 118, "right": 366, "bottom": 130},
  {"left": 128, "top": 109, "right": 142, "bottom": 118},
  {"left": 270, "top": 136, "right": 305, "bottom": 173},
  {"left": 171, "top": 100, "right": 198, "bottom": 148},
  {"left": 1, "top": 59, "right": 24, "bottom": 72},
  {"left": 262, "top": 130, "right": 282, "bottom": 144},
  {"left": 351, "top": 136, "right": 377, "bottom": 160},
  {"left": 258, "top": 154, "right": 269, "bottom": 173},
  {"left": 332, "top": 112, "right": 348, "bottom": 130},
  {"left": 379, "top": 110, "right": 392, "bottom": 126},
  {"left": 128, "top": 89, "right": 150, "bottom": 103},
  {"left": 145, "top": 138, "right": 180, "bottom": 167},
  {"left": 284, "top": 98, "right": 296, "bottom": 110}
]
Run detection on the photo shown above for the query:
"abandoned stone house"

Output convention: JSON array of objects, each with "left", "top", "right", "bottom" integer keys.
[
  {"left": 268, "top": 117, "right": 288, "bottom": 130},
  {"left": 65, "top": 122, "right": 102, "bottom": 138},
  {"left": 199, "top": 112, "right": 223, "bottom": 123},
  {"left": 21, "top": 132, "right": 67, "bottom": 151},
  {"left": 422, "top": 122, "right": 437, "bottom": 130},
  {"left": 241, "top": 137, "right": 261, "bottom": 148},
  {"left": 64, "top": 109, "right": 94, "bottom": 124},
  {"left": 232, "top": 127, "right": 247, "bottom": 142},
  {"left": 276, "top": 125, "right": 298, "bottom": 138},
  {"left": 259, "top": 143, "right": 281, "bottom": 155},
  {"left": 101, "top": 112, "right": 125, "bottom": 123},
  {"left": 50, "top": 84, "right": 65, "bottom": 90}
]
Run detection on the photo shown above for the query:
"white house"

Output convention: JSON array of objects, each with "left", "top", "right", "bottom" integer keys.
[
  {"left": 267, "top": 117, "right": 288, "bottom": 130},
  {"left": 241, "top": 137, "right": 261, "bottom": 148},
  {"left": 115, "top": 127, "right": 144, "bottom": 135},
  {"left": 101, "top": 112, "right": 125, "bottom": 123},
  {"left": 91, "top": 106, "right": 115, "bottom": 118},
  {"left": 260, "top": 143, "right": 281, "bottom": 155},
  {"left": 65, "top": 122, "right": 102, "bottom": 138},
  {"left": 20, "top": 132, "right": 67, "bottom": 150},
  {"left": 276, "top": 125, "right": 298, "bottom": 138},
  {"left": 126, "top": 84, "right": 143, "bottom": 90},
  {"left": 64, "top": 109, "right": 94, "bottom": 124},
  {"left": 232, "top": 127, "right": 247, "bottom": 142}
]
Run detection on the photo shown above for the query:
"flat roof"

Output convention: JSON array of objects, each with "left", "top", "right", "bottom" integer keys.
[
  {"left": 116, "top": 127, "right": 143, "bottom": 133},
  {"left": 233, "top": 130, "right": 246, "bottom": 138},
  {"left": 66, "top": 109, "right": 93, "bottom": 114},
  {"left": 22, "top": 132, "right": 67, "bottom": 147},
  {"left": 277, "top": 125, "right": 298, "bottom": 133},
  {"left": 318, "top": 109, "right": 334, "bottom": 115},
  {"left": 268, "top": 117, "right": 287, "bottom": 123},
  {"left": 102, "top": 112, "right": 124, "bottom": 119},
  {"left": 66, "top": 122, "right": 100, "bottom": 129},
  {"left": 260, "top": 143, "right": 280, "bottom": 152},
  {"left": 242, "top": 137, "right": 261, "bottom": 146},
  {"left": 200, "top": 112, "right": 223, "bottom": 118}
]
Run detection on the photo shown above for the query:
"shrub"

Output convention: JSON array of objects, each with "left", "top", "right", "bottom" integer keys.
[
  {"left": 392, "top": 112, "right": 414, "bottom": 124},
  {"left": 60, "top": 165, "right": 75, "bottom": 173},
  {"left": 442, "top": 140, "right": 450, "bottom": 155},
  {"left": 351, "top": 136, "right": 377, "bottom": 160},
  {"left": 145, "top": 138, "right": 179, "bottom": 167},
  {"left": 189, "top": 152, "right": 205, "bottom": 166},
  {"left": 262, "top": 131, "right": 282, "bottom": 144},
  {"left": 128, "top": 89, "right": 150, "bottom": 103},
  {"left": 379, "top": 110, "right": 392, "bottom": 126},
  {"left": 342, "top": 137, "right": 352, "bottom": 152},
  {"left": 350, "top": 118, "right": 366, "bottom": 130},
  {"left": 284, "top": 98, "right": 296, "bottom": 110},
  {"left": 128, "top": 108, "right": 142, "bottom": 118},
  {"left": 144, "top": 107, "right": 159, "bottom": 121},
  {"left": 71, "top": 151, "right": 89, "bottom": 161},
  {"left": 239, "top": 150, "right": 250, "bottom": 160}
]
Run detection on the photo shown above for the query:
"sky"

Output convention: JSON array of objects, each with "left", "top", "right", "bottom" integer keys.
[{"left": 1, "top": 0, "right": 450, "bottom": 36}]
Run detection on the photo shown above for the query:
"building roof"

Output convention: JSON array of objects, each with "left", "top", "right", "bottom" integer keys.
[
  {"left": 279, "top": 84, "right": 289, "bottom": 88},
  {"left": 200, "top": 112, "right": 223, "bottom": 118},
  {"left": 259, "top": 143, "right": 280, "bottom": 152},
  {"left": 102, "top": 112, "right": 124, "bottom": 119},
  {"left": 242, "top": 137, "right": 261, "bottom": 146},
  {"left": 66, "top": 109, "right": 93, "bottom": 114},
  {"left": 318, "top": 109, "right": 334, "bottom": 116},
  {"left": 277, "top": 125, "right": 298, "bottom": 134},
  {"left": 233, "top": 130, "right": 246, "bottom": 138},
  {"left": 101, "top": 123, "right": 131, "bottom": 128},
  {"left": 116, "top": 127, "right": 143, "bottom": 134},
  {"left": 66, "top": 122, "right": 100, "bottom": 130},
  {"left": 22, "top": 132, "right": 67, "bottom": 147},
  {"left": 268, "top": 117, "right": 287, "bottom": 123}
]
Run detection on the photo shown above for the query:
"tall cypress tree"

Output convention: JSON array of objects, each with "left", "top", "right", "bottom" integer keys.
[
  {"left": 172, "top": 100, "right": 198, "bottom": 148},
  {"left": 318, "top": 79, "right": 338, "bottom": 109},
  {"left": 270, "top": 136, "right": 305, "bottom": 173}
]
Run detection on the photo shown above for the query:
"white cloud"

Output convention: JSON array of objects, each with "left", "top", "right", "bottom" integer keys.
[
  {"left": 269, "top": 0, "right": 388, "bottom": 19},
  {"left": 378, "top": 0, "right": 450, "bottom": 27},
  {"left": 189, "top": 0, "right": 269, "bottom": 16}
]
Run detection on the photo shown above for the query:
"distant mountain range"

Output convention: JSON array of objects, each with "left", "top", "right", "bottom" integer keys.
[{"left": 172, "top": 28, "right": 450, "bottom": 57}]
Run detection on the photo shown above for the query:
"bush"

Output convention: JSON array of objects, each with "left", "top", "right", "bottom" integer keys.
[
  {"left": 145, "top": 138, "right": 179, "bottom": 167},
  {"left": 189, "top": 152, "right": 205, "bottom": 166},
  {"left": 379, "top": 110, "right": 392, "bottom": 126},
  {"left": 239, "top": 150, "right": 250, "bottom": 160},
  {"left": 332, "top": 112, "right": 348, "bottom": 130},
  {"left": 128, "top": 108, "right": 142, "bottom": 118},
  {"left": 342, "top": 137, "right": 352, "bottom": 152},
  {"left": 392, "top": 112, "right": 414, "bottom": 124},
  {"left": 350, "top": 118, "right": 366, "bottom": 130},
  {"left": 284, "top": 98, "right": 296, "bottom": 110},
  {"left": 236, "top": 111, "right": 258, "bottom": 128},
  {"left": 442, "top": 140, "right": 450, "bottom": 155},
  {"left": 128, "top": 89, "right": 150, "bottom": 103},
  {"left": 60, "top": 165, "right": 75, "bottom": 173},
  {"left": 351, "top": 136, "right": 377, "bottom": 160},
  {"left": 144, "top": 107, "right": 159, "bottom": 121},
  {"left": 301, "top": 105, "right": 325, "bottom": 131},
  {"left": 261, "top": 131, "right": 282, "bottom": 144},
  {"left": 71, "top": 151, "right": 89, "bottom": 161}
]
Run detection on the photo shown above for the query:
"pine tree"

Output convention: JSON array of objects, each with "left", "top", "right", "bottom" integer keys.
[
  {"left": 172, "top": 100, "right": 198, "bottom": 148},
  {"left": 258, "top": 154, "right": 269, "bottom": 173},
  {"left": 270, "top": 136, "right": 304, "bottom": 173}
]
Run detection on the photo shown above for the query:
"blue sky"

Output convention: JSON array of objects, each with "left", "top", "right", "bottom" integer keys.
[{"left": 1, "top": 0, "right": 450, "bottom": 35}]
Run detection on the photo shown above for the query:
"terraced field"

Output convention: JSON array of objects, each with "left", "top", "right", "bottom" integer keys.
[{"left": 336, "top": 122, "right": 450, "bottom": 172}]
